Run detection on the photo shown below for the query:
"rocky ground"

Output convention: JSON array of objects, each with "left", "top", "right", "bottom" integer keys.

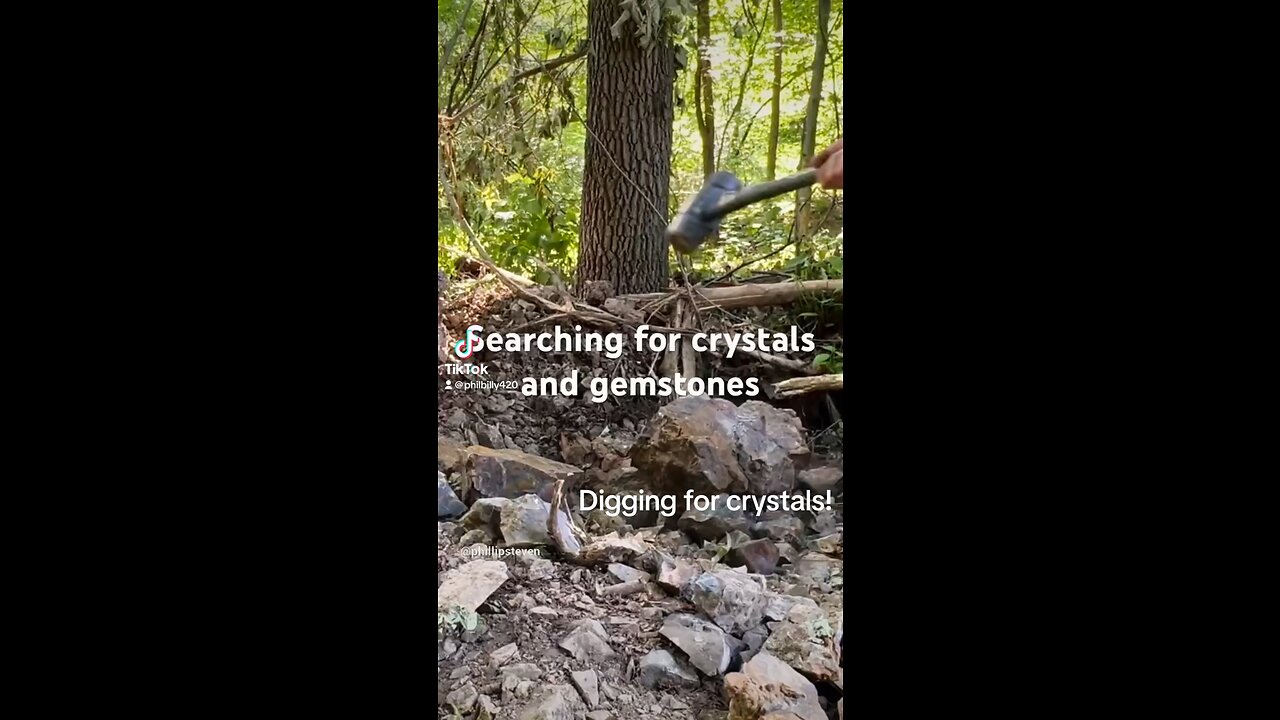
[{"left": 438, "top": 274, "right": 844, "bottom": 720}]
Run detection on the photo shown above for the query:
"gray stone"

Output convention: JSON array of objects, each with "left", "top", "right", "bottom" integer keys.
[
  {"left": 638, "top": 649, "right": 700, "bottom": 689},
  {"left": 570, "top": 669, "right": 600, "bottom": 708},
  {"left": 607, "top": 563, "right": 651, "bottom": 584},
  {"left": 628, "top": 397, "right": 810, "bottom": 497},
  {"left": 659, "top": 613, "right": 732, "bottom": 676},
  {"left": 438, "top": 471, "right": 467, "bottom": 518},
  {"left": 527, "top": 558, "right": 555, "bottom": 580},
  {"left": 476, "top": 421, "right": 505, "bottom": 449},
  {"left": 499, "top": 494, "right": 552, "bottom": 546},
  {"left": 559, "top": 620, "right": 616, "bottom": 662},
  {"left": 688, "top": 570, "right": 768, "bottom": 635},
  {"left": 438, "top": 560, "right": 508, "bottom": 612},
  {"left": 586, "top": 711, "right": 611, "bottom": 720},
  {"left": 797, "top": 465, "right": 843, "bottom": 493},
  {"left": 446, "top": 683, "right": 478, "bottom": 713},
  {"left": 490, "top": 642, "right": 519, "bottom": 667},
  {"left": 748, "top": 516, "right": 804, "bottom": 544},
  {"left": 517, "top": 684, "right": 582, "bottom": 720}
]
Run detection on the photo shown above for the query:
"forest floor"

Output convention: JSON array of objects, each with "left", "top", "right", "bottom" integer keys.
[{"left": 438, "top": 270, "right": 844, "bottom": 720}]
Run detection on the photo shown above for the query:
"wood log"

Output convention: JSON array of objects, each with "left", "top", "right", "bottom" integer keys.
[
  {"left": 773, "top": 373, "right": 843, "bottom": 398},
  {"left": 616, "top": 279, "right": 842, "bottom": 310}
]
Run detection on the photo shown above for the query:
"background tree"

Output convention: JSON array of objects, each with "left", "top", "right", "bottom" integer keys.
[
  {"left": 795, "top": 0, "right": 831, "bottom": 240},
  {"left": 575, "top": 1, "right": 683, "bottom": 294}
]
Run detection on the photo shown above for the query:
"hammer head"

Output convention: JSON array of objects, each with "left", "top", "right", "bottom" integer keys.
[{"left": 667, "top": 171, "right": 742, "bottom": 253}]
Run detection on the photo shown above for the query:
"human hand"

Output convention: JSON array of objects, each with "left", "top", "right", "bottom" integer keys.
[{"left": 812, "top": 138, "right": 844, "bottom": 190}]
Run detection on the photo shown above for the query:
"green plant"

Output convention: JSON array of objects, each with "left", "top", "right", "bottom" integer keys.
[{"left": 438, "top": 605, "right": 480, "bottom": 635}]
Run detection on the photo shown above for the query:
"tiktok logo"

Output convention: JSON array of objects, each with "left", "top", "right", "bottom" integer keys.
[{"left": 453, "top": 325, "right": 484, "bottom": 359}]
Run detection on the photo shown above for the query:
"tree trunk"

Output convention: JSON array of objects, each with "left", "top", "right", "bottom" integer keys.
[
  {"left": 796, "top": 0, "right": 830, "bottom": 238},
  {"left": 695, "top": 0, "right": 715, "bottom": 179},
  {"left": 577, "top": 0, "right": 676, "bottom": 295},
  {"left": 766, "top": 0, "right": 782, "bottom": 180}
]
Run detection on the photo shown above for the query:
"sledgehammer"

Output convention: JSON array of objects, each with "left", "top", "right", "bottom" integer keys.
[{"left": 667, "top": 168, "right": 818, "bottom": 253}]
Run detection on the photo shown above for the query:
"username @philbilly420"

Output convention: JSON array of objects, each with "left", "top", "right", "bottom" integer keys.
[{"left": 444, "top": 323, "right": 816, "bottom": 401}]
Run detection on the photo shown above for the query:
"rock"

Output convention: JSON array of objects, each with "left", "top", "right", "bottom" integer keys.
[
  {"left": 446, "top": 408, "right": 466, "bottom": 428},
  {"left": 465, "top": 446, "right": 583, "bottom": 503},
  {"left": 764, "top": 594, "right": 819, "bottom": 622},
  {"left": 814, "top": 532, "right": 841, "bottom": 555},
  {"left": 748, "top": 516, "right": 804, "bottom": 544},
  {"left": 446, "top": 684, "right": 478, "bottom": 713},
  {"left": 805, "top": 510, "right": 839, "bottom": 536},
  {"left": 688, "top": 570, "right": 768, "bottom": 635},
  {"left": 517, "top": 684, "right": 582, "bottom": 720},
  {"left": 527, "top": 558, "right": 555, "bottom": 580},
  {"left": 559, "top": 619, "right": 617, "bottom": 662},
  {"left": 586, "top": 711, "right": 611, "bottom": 720},
  {"left": 790, "top": 552, "right": 841, "bottom": 585},
  {"left": 628, "top": 397, "right": 810, "bottom": 497},
  {"left": 638, "top": 649, "right": 700, "bottom": 689},
  {"left": 725, "top": 538, "right": 780, "bottom": 575},
  {"left": 460, "top": 614, "right": 489, "bottom": 642},
  {"left": 479, "top": 695, "right": 500, "bottom": 719},
  {"left": 579, "top": 533, "right": 651, "bottom": 564},
  {"left": 677, "top": 497, "right": 750, "bottom": 542},
  {"left": 797, "top": 465, "right": 842, "bottom": 493},
  {"left": 530, "top": 606, "right": 558, "bottom": 617},
  {"left": 490, "top": 642, "right": 519, "bottom": 667},
  {"left": 662, "top": 695, "right": 690, "bottom": 710},
  {"left": 571, "top": 669, "right": 600, "bottom": 708},
  {"left": 459, "top": 497, "right": 512, "bottom": 537},
  {"left": 839, "top": 698, "right": 843, "bottom": 720},
  {"left": 476, "top": 421, "right": 505, "bottom": 449},
  {"left": 741, "top": 627, "right": 769, "bottom": 663},
  {"left": 659, "top": 613, "right": 732, "bottom": 676},
  {"left": 607, "top": 563, "right": 651, "bottom": 584},
  {"left": 439, "top": 436, "right": 469, "bottom": 474},
  {"left": 657, "top": 555, "right": 700, "bottom": 593},
  {"left": 502, "top": 664, "right": 543, "bottom": 681},
  {"left": 500, "top": 494, "right": 553, "bottom": 546},
  {"left": 762, "top": 618, "right": 840, "bottom": 682},
  {"left": 438, "top": 471, "right": 468, "bottom": 518},
  {"left": 722, "top": 651, "right": 825, "bottom": 720},
  {"left": 438, "top": 560, "right": 508, "bottom": 612}
]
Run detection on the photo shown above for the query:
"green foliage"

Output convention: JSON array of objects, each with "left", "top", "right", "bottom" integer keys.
[
  {"left": 437, "top": 605, "right": 480, "bottom": 636},
  {"left": 439, "top": 0, "right": 844, "bottom": 287}
]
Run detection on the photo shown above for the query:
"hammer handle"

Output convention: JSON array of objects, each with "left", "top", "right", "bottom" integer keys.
[{"left": 713, "top": 168, "right": 818, "bottom": 218}]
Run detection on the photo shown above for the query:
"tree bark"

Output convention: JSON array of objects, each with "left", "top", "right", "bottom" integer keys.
[
  {"left": 796, "top": 0, "right": 830, "bottom": 238},
  {"left": 576, "top": 0, "right": 675, "bottom": 295},
  {"left": 766, "top": 0, "right": 783, "bottom": 180},
  {"left": 695, "top": 0, "right": 716, "bottom": 179}
]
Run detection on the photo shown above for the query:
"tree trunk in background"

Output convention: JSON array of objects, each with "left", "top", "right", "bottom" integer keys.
[
  {"left": 576, "top": 0, "right": 676, "bottom": 295},
  {"left": 695, "top": 0, "right": 716, "bottom": 179},
  {"left": 796, "top": 0, "right": 830, "bottom": 239},
  {"left": 766, "top": 0, "right": 782, "bottom": 180}
]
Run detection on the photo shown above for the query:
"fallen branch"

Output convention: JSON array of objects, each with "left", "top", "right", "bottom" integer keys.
[
  {"left": 723, "top": 346, "right": 818, "bottom": 375},
  {"left": 616, "top": 279, "right": 842, "bottom": 311},
  {"left": 773, "top": 373, "right": 844, "bottom": 398}
]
